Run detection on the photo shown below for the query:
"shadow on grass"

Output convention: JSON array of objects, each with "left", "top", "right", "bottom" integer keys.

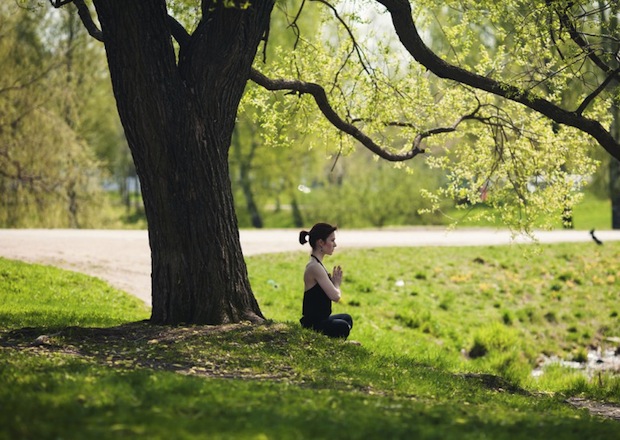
[{"left": 1, "top": 321, "right": 618, "bottom": 439}]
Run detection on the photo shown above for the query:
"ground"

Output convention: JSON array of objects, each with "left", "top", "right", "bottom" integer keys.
[
  {"left": 2, "top": 321, "right": 619, "bottom": 421},
  {"left": 1, "top": 227, "right": 620, "bottom": 421}
]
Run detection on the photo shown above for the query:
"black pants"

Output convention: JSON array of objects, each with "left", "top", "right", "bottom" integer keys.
[{"left": 313, "top": 314, "right": 353, "bottom": 339}]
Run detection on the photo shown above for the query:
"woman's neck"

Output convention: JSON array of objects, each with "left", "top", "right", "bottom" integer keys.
[{"left": 311, "top": 252, "right": 324, "bottom": 263}]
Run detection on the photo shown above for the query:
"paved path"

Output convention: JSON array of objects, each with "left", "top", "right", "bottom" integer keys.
[{"left": 2, "top": 228, "right": 620, "bottom": 306}]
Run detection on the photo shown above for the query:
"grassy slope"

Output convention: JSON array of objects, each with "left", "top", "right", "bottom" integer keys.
[
  {"left": 1, "top": 242, "right": 620, "bottom": 439},
  {"left": 250, "top": 243, "right": 620, "bottom": 368}
]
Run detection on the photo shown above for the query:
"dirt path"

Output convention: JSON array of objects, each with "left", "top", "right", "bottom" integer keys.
[{"left": 2, "top": 228, "right": 620, "bottom": 305}]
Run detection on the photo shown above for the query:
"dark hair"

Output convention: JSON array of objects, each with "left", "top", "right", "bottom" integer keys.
[{"left": 299, "top": 223, "right": 337, "bottom": 249}]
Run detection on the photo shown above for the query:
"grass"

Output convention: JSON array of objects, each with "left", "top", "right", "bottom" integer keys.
[
  {"left": 0, "top": 260, "right": 149, "bottom": 328},
  {"left": 248, "top": 243, "right": 620, "bottom": 398},
  {"left": 1, "top": 241, "right": 620, "bottom": 439}
]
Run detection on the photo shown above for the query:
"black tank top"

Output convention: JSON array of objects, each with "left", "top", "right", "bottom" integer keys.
[{"left": 299, "top": 256, "right": 332, "bottom": 328}]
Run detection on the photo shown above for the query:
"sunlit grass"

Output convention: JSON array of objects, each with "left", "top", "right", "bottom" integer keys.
[
  {"left": 248, "top": 242, "right": 620, "bottom": 394},
  {"left": 0, "top": 258, "right": 149, "bottom": 328}
]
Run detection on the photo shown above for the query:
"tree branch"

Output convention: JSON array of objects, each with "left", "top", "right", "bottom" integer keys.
[
  {"left": 167, "top": 15, "right": 191, "bottom": 47},
  {"left": 375, "top": 0, "right": 620, "bottom": 161},
  {"left": 412, "top": 112, "right": 480, "bottom": 150},
  {"left": 551, "top": 2, "right": 620, "bottom": 114},
  {"left": 0, "top": 147, "right": 46, "bottom": 188},
  {"left": 50, "top": 0, "right": 104, "bottom": 42},
  {"left": 349, "top": 98, "right": 531, "bottom": 155},
  {"left": 0, "top": 62, "right": 60, "bottom": 95},
  {"left": 249, "top": 68, "right": 425, "bottom": 161},
  {"left": 309, "top": 0, "right": 373, "bottom": 76},
  {"left": 576, "top": 66, "right": 620, "bottom": 115},
  {"left": 49, "top": 0, "right": 75, "bottom": 7},
  {"left": 74, "top": 0, "right": 104, "bottom": 42},
  {"left": 553, "top": 1, "right": 618, "bottom": 78},
  {"left": 288, "top": 0, "right": 306, "bottom": 50}
]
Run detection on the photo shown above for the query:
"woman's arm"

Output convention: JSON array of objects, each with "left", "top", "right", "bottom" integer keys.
[{"left": 311, "top": 264, "right": 342, "bottom": 302}]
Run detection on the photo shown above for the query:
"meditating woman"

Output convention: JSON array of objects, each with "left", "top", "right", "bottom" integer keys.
[{"left": 299, "top": 223, "right": 353, "bottom": 339}]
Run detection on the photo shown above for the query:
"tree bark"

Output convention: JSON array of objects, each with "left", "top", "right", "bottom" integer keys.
[
  {"left": 605, "top": 1, "right": 620, "bottom": 229},
  {"left": 92, "top": 0, "right": 273, "bottom": 324},
  {"left": 610, "top": 103, "right": 620, "bottom": 229}
]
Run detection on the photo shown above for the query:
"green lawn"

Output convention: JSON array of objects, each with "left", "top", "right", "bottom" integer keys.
[{"left": 1, "top": 241, "right": 620, "bottom": 439}]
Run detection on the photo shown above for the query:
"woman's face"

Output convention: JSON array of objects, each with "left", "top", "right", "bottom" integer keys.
[{"left": 319, "top": 232, "right": 337, "bottom": 255}]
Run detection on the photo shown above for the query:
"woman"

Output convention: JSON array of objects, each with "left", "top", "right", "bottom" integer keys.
[{"left": 299, "top": 223, "right": 353, "bottom": 339}]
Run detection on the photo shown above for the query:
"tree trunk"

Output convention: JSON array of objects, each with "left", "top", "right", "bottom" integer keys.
[
  {"left": 610, "top": 103, "right": 620, "bottom": 229},
  {"left": 290, "top": 194, "right": 304, "bottom": 228},
  {"left": 606, "top": 2, "right": 620, "bottom": 229},
  {"left": 93, "top": 0, "right": 273, "bottom": 324},
  {"left": 240, "top": 162, "right": 264, "bottom": 229},
  {"left": 232, "top": 128, "right": 264, "bottom": 228}
]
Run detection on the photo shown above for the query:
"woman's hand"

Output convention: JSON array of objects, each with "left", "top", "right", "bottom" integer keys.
[{"left": 332, "top": 265, "right": 343, "bottom": 287}]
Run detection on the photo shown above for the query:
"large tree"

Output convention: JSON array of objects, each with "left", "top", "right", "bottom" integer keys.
[
  {"left": 72, "top": 0, "right": 272, "bottom": 325},
  {"left": 48, "top": 0, "right": 620, "bottom": 324}
]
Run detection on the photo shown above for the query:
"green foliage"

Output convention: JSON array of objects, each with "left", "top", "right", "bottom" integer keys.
[
  {"left": 232, "top": 0, "right": 612, "bottom": 234},
  {"left": 5, "top": 0, "right": 614, "bottom": 232},
  {"left": 299, "top": 151, "right": 449, "bottom": 227},
  {"left": 0, "top": 4, "right": 137, "bottom": 228},
  {"left": 447, "top": 190, "right": 612, "bottom": 230},
  {"left": 412, "top": 1, "right": 614, "bottom": 231}
]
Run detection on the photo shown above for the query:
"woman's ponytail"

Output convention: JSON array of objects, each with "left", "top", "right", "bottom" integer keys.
[{"left": 299, "top": 230, "right": 309, "bottom": 245}]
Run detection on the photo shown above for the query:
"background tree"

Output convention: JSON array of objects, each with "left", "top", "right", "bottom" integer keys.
[
  {"left": 0, "top": 3, "right": 113, "bottom": 228},
  {"left": 230, "top": 2, "right": 338, "bottom": 229},
  {"left": 232, "top": 80, "right": 326, "bottom": 229},
  {"left": 600, "top": 1, "right": 620, "bottom": 227},
  {"left": 298, "top": 150, "right": 446, "bottom": 227},
  {"left": 50, "top": 5, "right": 143, "bottom": 224}
]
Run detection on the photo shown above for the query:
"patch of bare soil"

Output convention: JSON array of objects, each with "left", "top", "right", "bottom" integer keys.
[{"left": 567, "top": 397, "right": 620, "bottom": 421}]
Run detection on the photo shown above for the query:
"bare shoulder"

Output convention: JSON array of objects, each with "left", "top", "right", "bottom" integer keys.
[
  {"left": 305, "top": 260, "right": 328, "bottom": 281},
  {"left": 305, "top": 260, "right": 322, "bottom": 276}
]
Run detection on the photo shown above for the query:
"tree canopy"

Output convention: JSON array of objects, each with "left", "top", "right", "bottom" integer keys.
[
  {"left": 244, "top": 0, "right": 615, "bottom": 230},
  {"left": 48, "top": 0, "right": 620, "bottom": 231}
]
